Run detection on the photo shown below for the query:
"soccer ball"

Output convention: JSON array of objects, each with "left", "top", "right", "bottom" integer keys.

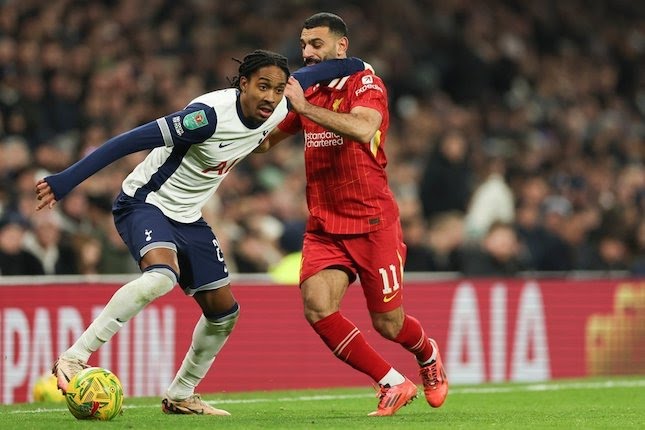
[
  {"left": 32, "top": 374, "right": 65, "bottom": 403},
  {"left": 65, "top": 367, "right": 124, "bottom": 421}
]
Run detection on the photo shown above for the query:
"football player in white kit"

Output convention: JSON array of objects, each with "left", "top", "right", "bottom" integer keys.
[{"left": 35, "top": 49, "right": 366, "bottom": 415}]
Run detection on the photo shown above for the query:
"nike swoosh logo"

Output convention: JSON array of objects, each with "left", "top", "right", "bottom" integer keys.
[
  {"left": 219, "top": 142, "right": 234, "bottom": 148},
  {"left": 383, "top": 291, "right": 400, "bottom": 303}
]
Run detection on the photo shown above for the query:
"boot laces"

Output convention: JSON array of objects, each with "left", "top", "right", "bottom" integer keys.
[
  {"left": 421, "top": 361, "right": 439, "bottom": 388},
  {"left": 374, "top": 384, "right": 391, "bottom": 405}
]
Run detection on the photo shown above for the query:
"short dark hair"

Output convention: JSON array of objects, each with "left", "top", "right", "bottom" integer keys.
[
  {"left": 230, "top": 49, "right": 290, "bottom": 89},
  {"left": 303, "top": 12, "right": 348, "bottom": 38}
]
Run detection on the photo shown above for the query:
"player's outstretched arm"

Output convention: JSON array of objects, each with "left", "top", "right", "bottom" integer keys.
[
  {"left": 291, "top": 57, "right": 366, "bottom": 89},
  {"left": 38, "top": 104, "right": 217, "bottom": 204},
  {"left": 39, "top": 121, "right": 168, "bottom": 203}
]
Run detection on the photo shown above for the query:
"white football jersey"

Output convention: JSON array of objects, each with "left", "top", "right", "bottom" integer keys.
[
  {"left": 44, "top": 58, "right": 366, "bottom": 212},
  {"left": 121, "top": 88, "right": 288, "bottom": 223}
]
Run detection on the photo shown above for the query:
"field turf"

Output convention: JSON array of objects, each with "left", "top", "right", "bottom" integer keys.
[{"left": 2, "top": 377, "right": 643, "bottom": 429}]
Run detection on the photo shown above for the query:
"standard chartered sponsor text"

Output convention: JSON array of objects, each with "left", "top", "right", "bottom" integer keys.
[{"left": 305, "top": 130, "right": 344, "bottom": 147}]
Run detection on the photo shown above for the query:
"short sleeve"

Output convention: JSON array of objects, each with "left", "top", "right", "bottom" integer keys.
[{"left": 350, "top": 73, "right": 388, "bottom": 114}]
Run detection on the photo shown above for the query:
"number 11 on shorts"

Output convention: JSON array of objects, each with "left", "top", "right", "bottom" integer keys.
[{"left": 379, "top": 264, "right": 401, "bottom": 299}]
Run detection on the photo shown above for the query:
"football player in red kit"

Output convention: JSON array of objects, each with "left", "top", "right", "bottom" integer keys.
[{"left": 259, "top": 13, "right": 448, "bottom": 416}]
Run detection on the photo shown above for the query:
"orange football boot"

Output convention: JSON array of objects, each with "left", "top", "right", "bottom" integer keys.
[
  {"left": 419, "top": 338, "right": 448, "bottom": 407},
  {"left": 368, "top": 378, "right": 418, "bottom": 417}
]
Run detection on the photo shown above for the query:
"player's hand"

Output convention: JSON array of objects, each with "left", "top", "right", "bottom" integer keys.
[
  {"left": 285, "top": 76, "right": 307, "bottom": 113},
  {"left": 35, "top": 178, "right": 57, "bottom": 210}
]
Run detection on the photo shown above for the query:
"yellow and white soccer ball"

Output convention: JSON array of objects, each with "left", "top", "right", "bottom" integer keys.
[
  {"left": 65, "top": 367, "right": 124, "bottom": 421},
  {"left": 33, "top": 373, "right": 65, "bottom": 403}
]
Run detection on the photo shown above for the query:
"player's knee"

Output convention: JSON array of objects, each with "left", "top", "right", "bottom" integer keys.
[
  {"left": 303, "top": 308, "right": 318, "bottom": 324},
  {"left": 372, "top": 314, "right": 403, "bottom": 340},
  {"left": 303, "top": 306, "right": 334, "bottom": 325},
  {"left": 302, "top": 296, "right": 339, "bottom": 324},
  {"left": 204, "top": 302, "right": 240, "bottom": 334},
  {"left": 141, "top": 265, "right": 178, "bottom": 298}
]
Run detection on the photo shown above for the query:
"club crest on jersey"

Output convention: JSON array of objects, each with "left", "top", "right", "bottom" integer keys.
[
  {"left": 361, "top": 75, "right": 373, "bottom": 85},
  {"left": 183, "top": 110, "right": 208, "bottom": 130},
  {"left": 144, "top": 229, "right": 153, "bottom": 242}
]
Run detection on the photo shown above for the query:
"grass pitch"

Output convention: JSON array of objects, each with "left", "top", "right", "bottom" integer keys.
[{"left": 2, "top": 377, "right": 643, "bottom": 429}]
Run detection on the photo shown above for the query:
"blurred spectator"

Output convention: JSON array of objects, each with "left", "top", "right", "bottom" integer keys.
[
  {"left": 97, "top": 220, "right": 140, "bottom": 274},
  {"left": 232, "top": 215, "right": 284, "bottom": 273},
  {"left": 0, "top": 215, "right": 44, "bottom": 275},
  {"left": 585, "top": 233, "right": 631, "bottom": 273},
  {"left": 538, "top": 195, "right": 576, "bottom": 271},
  {"left": 515, "top": 199, "right": 548, "bottom": 271},
  {"left": 425, "top": 211, "right": 465, "bottom": 272},
  {"left": 0, "top": 137, "right": 32, "bottom": 187},
  {"left": 419, "top": 130, "right": 472, "bottom": 220},
  {"left": 84, "top": 195, "right": 139, "bottom": 274},
  {"left": 72, "top": 234, "right": 103, "bottom": 275},
  {"left": 22, "top": 209, "right": 78, "bottom": 274},
  {"left": 631, "top": 220, "right": 645, "bottom": 276},
  {"left": 402, "top": 215, "right": 435, "bottom": 272},
  {"left": 402, "top": 211, "right": 465, "bottom": 272},
  {"left": 461, "top": 221, "right": 529, "bottom": 277},
  {"left": 464, "top": 155, "right": 514, "bottom": 241},
  {"left": 57, "top": 189, "right": 93, "bottom": 235},
  {"left": 560, "top": 207, "right": 602, "bottom": 270}
]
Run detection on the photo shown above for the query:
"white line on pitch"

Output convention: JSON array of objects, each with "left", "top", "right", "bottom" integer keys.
[{"left": 10, "top": 379, "right": 645, "bottom": 414}]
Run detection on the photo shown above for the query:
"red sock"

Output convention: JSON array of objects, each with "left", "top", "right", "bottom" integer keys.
[
  {"left": 312, "top": 312, "right": 391, "bottom": 382},
  {"left": 393, "top": 315, "right": 434, "bottom": 363}
]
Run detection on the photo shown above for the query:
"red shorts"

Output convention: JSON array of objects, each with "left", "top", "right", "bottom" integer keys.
[{"left": 300, "top": 221, "right": 408, "bottom": 313}]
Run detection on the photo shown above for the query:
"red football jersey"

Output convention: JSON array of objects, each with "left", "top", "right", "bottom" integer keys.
[{"left": 279, "top": 69, "right": 399, "bottom": 234}]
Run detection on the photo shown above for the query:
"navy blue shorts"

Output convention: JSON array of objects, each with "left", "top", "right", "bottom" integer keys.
[{"left": 112, "top": 192, "right": 230, "bottom": 295}]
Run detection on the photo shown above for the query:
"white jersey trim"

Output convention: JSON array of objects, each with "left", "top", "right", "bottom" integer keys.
[
  {"left": 140, "top": 242, "right": 177, "bottom": 257},
  {"left": 156, "top": 118, "right": 175, "bottom": 148}
]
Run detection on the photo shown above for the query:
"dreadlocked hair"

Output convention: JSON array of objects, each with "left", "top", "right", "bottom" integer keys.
[{"left": 229, "top": 49, "right": 290, "bottom": 89}]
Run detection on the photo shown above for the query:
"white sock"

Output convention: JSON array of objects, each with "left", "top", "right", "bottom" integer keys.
[
  {"left": 378, "top": 367, "right": 406, "bottom": 387},
  {"left": 420, "top": 343, "right": 438, "bottom": 366},
  {"left": 167, "top": 307, "right": 239, "bottom": 400},
  {"left": 63, "top": 271, "right": 175, "bottom": 362}
]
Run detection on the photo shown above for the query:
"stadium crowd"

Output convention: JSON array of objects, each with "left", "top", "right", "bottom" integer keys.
[{"left": 0, "top": 0, "right": 643, "bottom": 277}]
